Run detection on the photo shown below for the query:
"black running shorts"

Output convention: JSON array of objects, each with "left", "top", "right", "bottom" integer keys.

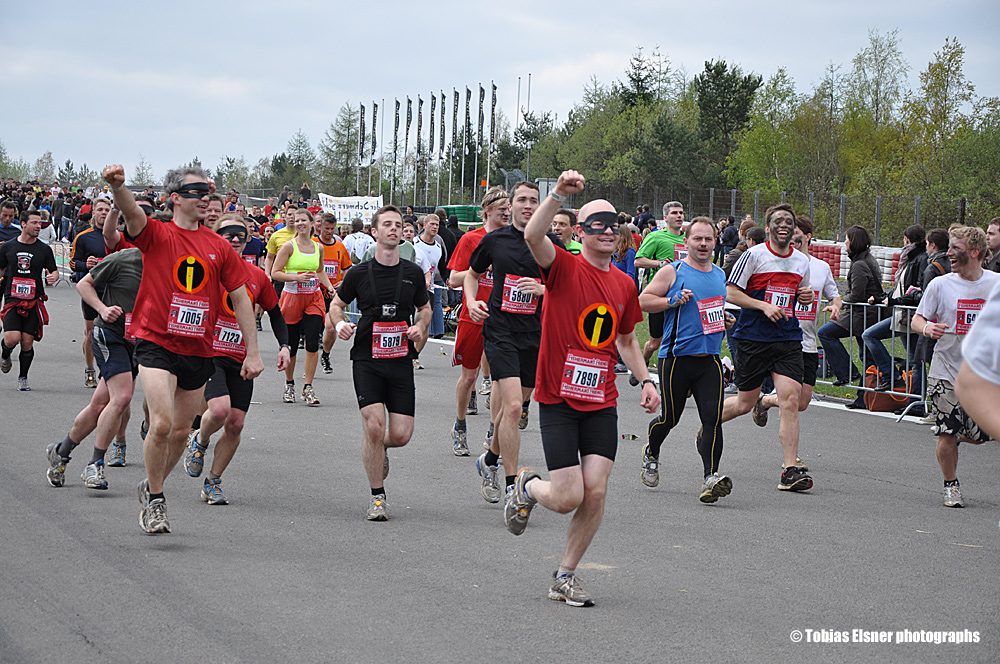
[
  {"left": 734, "top": 339, "right": 803, "bottom": 391},
  {"left": 802, "top": 352, "right": 819, "bottom": 387},
  {"left": 2, "top": 307, "right": 40, "bottom": 337},
  {"left": 92, "top": 326, "right": 137, "bottom": 381},
  {"left": 204, "top": 355, "right": 255, "bottom": 412},
  {"left": 352, "top": 358, "right": 415, "bottom": 416},
  {"left": 482, "top": 324, "right": 539, "bottom": 388},
  {"left": 81, "top": 300, "right": 99, "bottom": 322},
  {"left": 538, "top": 401, "right": 618, "bottom": 471},
  {"left": 134, "top": 339, "right": 214, "bottom": 392}
]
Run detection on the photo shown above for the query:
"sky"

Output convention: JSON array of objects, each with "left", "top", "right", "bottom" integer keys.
[{"left": 1, "top": 0, "right": 997, "bottom": 186}]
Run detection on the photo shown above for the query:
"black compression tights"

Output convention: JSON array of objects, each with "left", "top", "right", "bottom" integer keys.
[
  {"left": 286, "top": 314, "right": 323, "bottom": 357},
  {"left": 647, "top": 354, "right": 725, "bottom": 477}
]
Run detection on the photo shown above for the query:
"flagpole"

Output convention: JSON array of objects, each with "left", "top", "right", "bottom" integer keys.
[
  {"left": 436, "top": 91, "right": 443, "bottom": 207},
  {"left": 473, "top": 83, "right": 480, "bottom": 206},
  {"left": 356, "top": 103, "right": 362, "bottom": 194},
  {"left": 378, "top": 98, "right": 384, "bottom": 200},
  {"left": 367, "top": 101, "right": 374, "bottom": 195},
  {"left": 460, "top": 89, "right": 468, "bottom": 206},
  {"left": 486, "top": 81, "right": 494, "bottom": 194},
  {"left": 449, "top": 89, "right": 456, "bottom": 206}
]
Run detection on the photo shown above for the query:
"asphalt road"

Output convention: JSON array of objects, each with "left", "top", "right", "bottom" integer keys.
[{"left": 1, "top": 284, "right": 998, "bottom": 663}]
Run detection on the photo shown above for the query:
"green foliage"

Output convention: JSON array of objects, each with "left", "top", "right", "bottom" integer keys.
[{"left": 693, "top": 60, "right": 762, "bottom": 168}]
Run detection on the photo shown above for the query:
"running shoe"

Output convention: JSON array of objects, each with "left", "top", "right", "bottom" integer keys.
[
  {"left": 321, "top": 352, "right": 333, "bottom": 374},
  {"left": 185, "top": 431, "right": 208, "bottom": 478},
  {"left": 751, "top": 393, "right": 768, "bottom": 427},
  {"left": 614, "top": 362, "right": 628, "bottom": 374},
  {"left": 549, "top": 572, "right": 595, "bottom": 607},
  {"left": 256, "top": 318, "right": 263, "bottom": 332},
  {"left": 779, "top": 457, "right": 808, "bottom": 471},
  {"left": 367, "top": 493, "right": 388, "bottom": 521},
  {"left": 519, "top": 404, "right": 529, "bottom": 430},
  {"left": 943, "top": 484, "right": 965, "bottom": 508},
  {"left": 640, "top": 444, "right": 659, "bottom": 488},
  {"left": 476, "top": 452, "right": 501, "bottom": 503},
  {"left": 699, "top": 473, "right": 733, "bottom": 503},
  {"left": 778, "top": 466, "right": 813, "bottom": 491},
  {"left": 17, "top": 377, "right": 30, "bottom": 391},
  {"left": 45, "top": 443, "right": 67, "bottom": 488},
  {"left": 479, "top": 376, "right": 492, "bottom": 395},
  {"left": 303, "top": 384, "right": 320, "bottom": 406},
  {"left": 503, "top": 467, "right": 540, "bottom": 536},
  {"left": 452, "top": 425, "right": 469, "bottom": 456},
  {"left": 139, "top": 498, "right": 170, "bottom": 534},
  {"left": 383, "top": 451, "right": 389, "bottom": 480},
  {"left": 107, "top": 439, "right": 126, "bottom": 467},
  {"left": 84, "top": 367, "right": 97, "bottom": 389},
  {"left": 201, "top": 477, "right": 228, "bottom": 505},
  {"left": 137, "top": 477, "right": 150, "bottom": 505},
  {"left": 724, "top": 382, "right": 738, "bottom": 394},
  {"left": 283, "top": 383, "right": 296, "bottom": 403},
  {"left": 413, "top": 359, "right": 423, "bottom": 370},
  {"left": 483, "top": 424, "right": 494, "bottom": 451},
  {"left": 467, "top": 391, "right": 478, "bottom": 415},
  {"left": 81, "top": 460, "right": 108, "bottom": 490},
  {"left": 140, "top": 420, "right": 149, "bottom": 440},
  {"left": 0, "top": 355, "right": 10, "bottom": 373}
]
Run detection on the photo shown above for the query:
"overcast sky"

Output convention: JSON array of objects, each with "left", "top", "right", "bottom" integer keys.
[{"left": 1, "top": 0, "right": 997, "bottom": 185}]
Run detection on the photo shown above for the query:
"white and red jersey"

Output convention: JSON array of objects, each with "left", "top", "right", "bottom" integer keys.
[{"left": 728, "top": 241, "right": 810, "bottom": 343}]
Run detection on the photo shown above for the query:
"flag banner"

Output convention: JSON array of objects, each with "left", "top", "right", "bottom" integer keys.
[
  {"left": 417, "top": 96, "right": 423, "bottom": 157},
  {"left": 464, "top": 87, "right": 471, "bottom": 156},
  {"left": 319, "top": 194, "right": 384, "bottom": 224},
  {"left": 477, "top": 85, "right": 485, "bottom": 154},
  {"left": 393, "top": 99, "right": 400, "bottom": 162},
  {"left": 358, "top": 104, "right": 366, "bottom": 167},
  {"left": 452, "top": 89, "right": 459, "bottom": 159},
  {"left": 429, "top": 94, "right": 436, "bottom": 162},
  {"left": 371, "top": 102, "right": 378, "bottom": 164},
  {"left": 439, "top": 92, "right": 446, "bottom": 159},
  {"left": 405, "top": 97, "right": 412, "bottom": 158},
  {"left": 490, "top": 83, "right": 497, "bottom": 154}
]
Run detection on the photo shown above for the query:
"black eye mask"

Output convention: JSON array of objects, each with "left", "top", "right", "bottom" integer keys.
[
  {"left": 174, "top": 182, "right": 211, "bottom": 199},
  {"left": 580, "top": 210, "right": 621, "bottom": 235},
  {"left": 217, "top": 225, "right": 247, "bottom": 241}
]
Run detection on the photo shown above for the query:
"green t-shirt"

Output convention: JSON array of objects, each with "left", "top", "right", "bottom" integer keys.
[
  {"left": 88, "top": 248, "right": 143, "bottom": 340},
  {"left": 565, "top": 239, "right": 583, "bottom": 255},
  {"left": 636, "top": 229, "right": 685, "bottom": 278},
  {"left": 360, "top": 240, "right": 416, "bottom": 264}
]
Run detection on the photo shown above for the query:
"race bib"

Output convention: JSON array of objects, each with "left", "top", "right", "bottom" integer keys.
[
  {"left": 372, "top": 321, "right": 408, "bottom": 359},
  {"left": 500, "top": 274, "right": 540, "bottom": 314},
  {"left": 956, "top": 299, "right": 985, "bottom": 335},
  {"left": 764, "top": 284, "right": 795, "bottom": 318},
  {"left": 479, "top": 269, "right": 493, "bottom": 290},
  {"left": 323, "top": 260, "right": 339, "bottom": 282},
  {"left": 697, "top": 296, "right": 726, "bottom": 334},
  {"left": 674, "top": 243, "right": 688, "bottom": 261},
  {"left": 212, "top": 318, "right": 244, "bottom": 354},
  {"left": 167, "top": 293, "right": 209, "bottom": 337},
  {"left": 795, "top": 290, "right": 819, "bottom": 322},
  {"left": 559, "top": 350, "right": 609, "bottom": 403},
  {"left": 11, "top": 277, "right": 35, "bottom": 300},
  {"left": 124, "top": 313, "right": 136, "bottom": 343},
  {"left": 242, "top": 255, "right": 257, "bottom": 266},
  {"left": 284, "top": 277, "right": 319, "bottom": 295}
]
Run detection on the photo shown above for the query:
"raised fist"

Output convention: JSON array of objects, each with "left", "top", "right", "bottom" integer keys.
[{"left": 102, "top": 165, "right": 125, "bottom": 189}]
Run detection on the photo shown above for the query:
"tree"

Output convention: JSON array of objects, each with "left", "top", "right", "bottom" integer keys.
[
  {"left": 614, "top": 47, "right": 657, "bottom": 109},
  {"left": 132, "top": 154, "right": 156, "bottom": 187},
  {"left": 213, "top": 155, "right": 251, "bottom": 192},
  {"left": 693, "top": 60, "right": 762, "bottom": 169},
  {"left": 725, "top": 69, "right": 799, "bottom": 190},
  {"left": 845, "top": 28, "right": 909, "bottom": 126},
  {"left": 635, "top": 109, "right": 705, "bottom": 190},
  {"left": 57, "top": 159, "right": 76, "bottom": 185},
  {"left": 316, "top": 104, "right": 361, "bottom": 195},
  {"left": 75, "top": 164, "right": 100, "bottom": 187},
  {"left": 34, "top": 151, "right": 56, "bottom": 183},
  {"left": 285, "top": 129, "right": 317, "bottom": 190}
]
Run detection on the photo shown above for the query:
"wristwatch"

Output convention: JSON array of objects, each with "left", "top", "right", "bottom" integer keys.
[
  {"left": 641, "top": 379, "right": 656, "bottom": 388},
  {"left": 549, "top": 191, "right": 567, "bottom": 203}
]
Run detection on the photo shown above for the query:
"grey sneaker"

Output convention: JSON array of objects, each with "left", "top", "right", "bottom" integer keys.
[
  {"left": 751, "top": 393, "right": 768, "bottom": 427},
  {"left": 17, "top": 376, "right": 30, "bottom": 391},
  {"left": 485, "top": 391, "right": 491, "bottom": 410},
  {"left": 452, "top": 425, "right": 469, "bottom": 456},
  {"left": 81, "top": 460, "right": 108, "bottom": 490},
  {"left": 483, "top": 424, "right": 494, "bottom": 451},
  {"left": 476, "top": 452, "right": 501, "bottom": 503},
  {"left": 321, "top": 352, "right": 333, "bottom": 374},
  {"left": 503, "top": 467, "right": 540, "bottom": 536},
  {"left": 641, "top": 444, "right": 659, "bottom": 488},
  {"left": 201, "top": 477, "right": 228, "bottom": 505},
  {"left": 699, "top": 473, "right": 733, "bottom": 503},
  {"left": 107, "top": 439, "right": 126, "bottom": 467},
  {"left": 45, "top": 443, "right": 68, "bottom": 488},
  {"left": 467, "top": 391, "right": 478, "bottom": 415},
  {"left": 185, "top": 431, "right": 208, "bottom": 477},
  {"left": 137, "top": 478, "right": 150, "bottom": 505},
  {"left": 479, "top": 376, "right": 492, "bottom": 395},
  {"left": 367, "top": 493, "right": 388, "bottom": 521},
  {"left": 549, "top": 572, "right": 595, "bottom": 607},
  {"left": 0, "top": 355, "right": 10, "bottom": 374},
  {"left": 283, "top": 383, "right": 296, "bottom": 403},
  {"left": 778, "top": 466, "right": 813, "bottom": 491},
  {"left": 84, "top": 367, "right": 98, "bottom": 389},
  {"left": 139, "top": 497, "right": 170, "bottom": 534},
  {"left": 412, "top": 359, "right": 423, "bottom": 370},
  {"left": 518, "top": 404, "right": 529, "bottom": 430},
  {"left": 303, "top": 384, "right": 320, "bottom": 406},
  {"left": 943, "top": 484, "right": 965, "bottom": 508}
]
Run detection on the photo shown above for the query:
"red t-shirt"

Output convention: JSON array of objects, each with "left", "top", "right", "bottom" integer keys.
[
  {"left": 212, "top": 264, "right": 278, "bottom": 362},
  {"left": 307, "top": 205, "right": 322, "bottom": 216},
  {"left": 535, "top": 248, "right": 643, "bottom": 411},
  {"left": 129, "top": 217, "right": 250, "bottom": 357},
  {"left": 447, "top": 226, "right": 492, "bottom": 326}
]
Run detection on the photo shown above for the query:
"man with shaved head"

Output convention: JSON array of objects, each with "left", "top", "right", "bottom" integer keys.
[{"left": 503, "top": 170, "right": 659, "bottom": 607}]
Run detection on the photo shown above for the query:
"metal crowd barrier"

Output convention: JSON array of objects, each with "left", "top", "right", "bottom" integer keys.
[{"left": 813, "top": 298, "right": 926, "bottom": 422}]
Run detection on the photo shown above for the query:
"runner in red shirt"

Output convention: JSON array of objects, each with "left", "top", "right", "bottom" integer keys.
[
  {"left": 184, "top": 213, "right": 292, "bottom": 505},
  {"left": 316, "top": 212, "right": 354, "bottom": 374},
  {"left": 447, "top": 187, "right": 508, "bottom": 468},
  {"left": 504, "top": 170, "right": 659, "bottom": 607},
  {"left": 103, "top": 164, "right": 264, "bottom": 534}
]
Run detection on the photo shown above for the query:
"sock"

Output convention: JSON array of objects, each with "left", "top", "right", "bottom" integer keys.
[
  {"left": 149, "top": 492, "right": 165, "bottom": 502},
  {"left": 505, "top": 475, "right": 516, "bottom": 489},
  {"left": 371, "top": 487, "right": 385, "bottom": 497},
  {"left": 455, "top": 418, "right": 466, "bottom": 431},
  {"left": 18, "top": 348, "right": 33, "bottom": 377},
  {"left": 484, "top": 450, "right": 500, "bottom": 467},
  {"left": 488, "top": 422, "right": 494, "bottom": 435},
  {"left": 57, "top": 435, "right": 78, "bottom": 459},
  {"left": 0, "top": 341, "right": 11, "bottom": 359},
  {"left": 557, "top": 565, "right": 575, "bottom": 578},
  {"left": 522, "top": 400, "right": 530, "bottom": 409},
  {"left": 523, "top": 480, "right": 534, "bottom": 502},
  {"left": 321, "top": 350, "right": 329, "bottom": 358},
  {"left": 191, "top": 414, "right": 202, "bottom": 430},
  {"left": 208, "top": 472, "right": 221, "bottom": 482},
  {"left": 90, "top": 446, "right": 106, "bottom": 464},
  {"left": 115, "top": 436, "right": 126, "bottom": 446},
  {"left": 944, "top": 479, "right": 959, "bottom": 487},
  {"left": 304, "top": 383, "right": 312, "bottom": 388},
  {"left": 286, "top": 380, "right": 294, "bottom": 386}
]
